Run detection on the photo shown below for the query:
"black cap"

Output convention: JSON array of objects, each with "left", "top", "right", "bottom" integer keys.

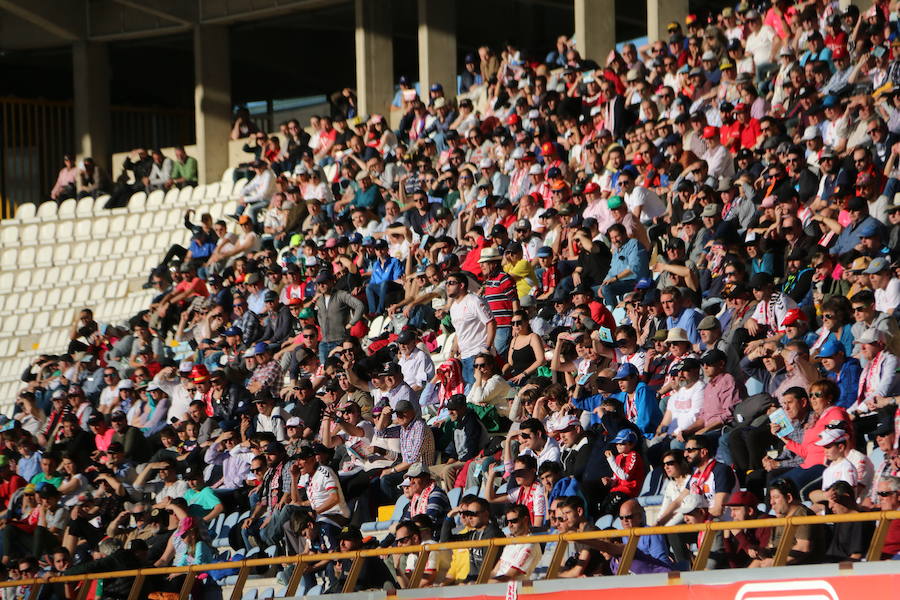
[
  {"left": 87, "top": 414, "right": 105, "bottom": 426},
  {"left": 571, "top": 284, "right": 593, "bottom": 296},
  {"left": 394, "top": 399, "right": 415, "bottom": 413},
  {"left": 338, "top": 525, "right": 363, "bottom": 541},
  {"left": 679, "top": 357, "right": 702, "bottom": 371},
  {"left": 377, "top": 362, "right": 401, "bottom": 377},
  {"left": 264, "top": 290, "right": 278, "bottom": 302},
  {"left": 263, "top": 441, "right": 285, "bottom": 455},
  {"left": 447, "top": 394, "right": 467, "bottom": 411},
  {"left": 396, "top": 330, "right": 416, "bottom": 345},
  {"left": 847, "top": 196, "right": 868, "bottom": 212},
  {"left": 700, "top": 349, "right": 728, "bottom": 365},
  {"left": 183, "top": 465, "right": 203, "bottom": 480},
  {"left": 749, "top": 272, "right": 773, "bottom": 289},
  {"left": 490, "top": 224, "right": 508, "bottom": 237},
  {"left": 107, "top": 441, "right": 124, "bottom": 453}
]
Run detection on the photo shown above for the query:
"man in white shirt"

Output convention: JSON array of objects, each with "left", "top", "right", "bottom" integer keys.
[
  {"left": 397, "top": 330, "right": 435, "bottom": 398},
  {"left": 655, "top": 358, "right": 706, "bottom": 443},
  {"left": 848, "top": 328, "right": 900, "bottom": 415},
  {"left": 745, "top": 272, "right": 798, "bottom": 338},
  {"left": 865, "top": 257, "right": 900, "bottom": 314},
  {"left": 447, "top": 271, "right": 496, "bottom": 387},
  {"left": 744, "top": 10, "right": 779, "bottom": 76},
  {"left": 809, "top": 427, "right": 857, "bottom": 507},
  {"left": 617, "top": 169, "right": 666, "bottom": 223},
  {"left": 293, "top": 445, "right": 350, "bottom": 551},
  {"left": 153, "top": 362, "right": 195, "bottom": 423},
  {"left": 233, "top": 160, "right": 275, "bottom": 224},
  {"left": 701, "top": 126, "right": 735, "bottom": 180},
  {"left": 489, "top": 504, "right": 542, "bottom": 581}
]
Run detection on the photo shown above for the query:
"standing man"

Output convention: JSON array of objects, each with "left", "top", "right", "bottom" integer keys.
[
  {"left": 447, "top": 271, "right": 496, "bottom": 387},
  {"left": 314, "top": 272, "right": 365, "bottom": 364},
  {"left": 479, "top": 248, "right": 519, "bottom": 357}
]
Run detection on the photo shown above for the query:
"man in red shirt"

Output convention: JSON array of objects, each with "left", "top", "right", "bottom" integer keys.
[
  {"left": 480, "top": 247, "right": 519, "bottom": 356},
  {"left": 0, "top": 455, "right": 26, "bottom": 511},
  {"left": 878, "top": 475, "right": 900, "bottom": 558},
  {"left": 733, "top": 103, "right": 763, "bottom": 149}
]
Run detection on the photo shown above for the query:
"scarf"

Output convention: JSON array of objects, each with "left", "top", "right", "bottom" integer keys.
[{"left": 436, "top": 358, "right": 465, "bottom": 407}]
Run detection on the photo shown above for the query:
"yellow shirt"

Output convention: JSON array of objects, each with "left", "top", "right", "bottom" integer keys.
[{"left": 503, "top": 259, "right": 537, "bottom": 298}]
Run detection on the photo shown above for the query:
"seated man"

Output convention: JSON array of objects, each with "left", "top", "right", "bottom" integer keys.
[
  {"left": 395, "top": 519, "right": 450, "bottom": 587},
  {"left": 489, "top": 504, "right": 542, "bottom": 582},
  {"left": 823, "top": 480, "right": 875, "bottom": 562}
]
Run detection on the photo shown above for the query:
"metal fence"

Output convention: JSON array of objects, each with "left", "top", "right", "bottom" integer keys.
[{"left": 0, "top": 510, "right": 896, "bottom": 600}]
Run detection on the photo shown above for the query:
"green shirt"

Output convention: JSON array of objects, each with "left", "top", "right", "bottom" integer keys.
[
  {"left": 170, "top": 157, "right": 198, "bottom": 184},
  {"left": 30, "top": 473, "right": 64, "bottom": 488},
  {"left": 184, "top": 486, "right": 221, "bottom": 517}
]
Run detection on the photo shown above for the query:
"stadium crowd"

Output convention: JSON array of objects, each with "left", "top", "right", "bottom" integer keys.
[{"left": 6, "top": 0, "right": 900, "bottom": 597}]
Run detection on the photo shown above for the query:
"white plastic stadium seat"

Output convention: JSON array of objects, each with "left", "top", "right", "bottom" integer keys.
[
  {"left": 18, "top": 246, "right": 35, "bottom": 267},
  {"left": 36, "top": 202, "right": 57, "bottom": 220},
  {"left": 164, "top": 187, "right": 180, "bottom": 205},
  {"left": 177, "top": 185, "right": 194, "bottom": 204},
  {"left": 130, "top": 191, "right": 149, "bottom": 212},
  {"left": 92, "top": 195, "right": 112, "bottom": 215},
  {"left": 0, "top": 272, "right": 12, "bottom": 293},
  {"left": 75, "top": 196, "right": 94, "bottom": 216},
  {"left": 53, "top": 244, "right": 71, "bottom": 266},
  {"left": 92, "top": 217, "right": 110, "bottom": 238},
  {"left": 38, "top": 222, "right": 56, "bottom": 243},
  {"left": 0, "top": 225, "right": 18, "bottom": 247},
  {"left": 205, "top": 182, "right": 220, "bottom": 199},
  {"left": 74, "top": 220, "right": 93, "bottom": 241},
  {"left": 58, "top": 198, "right": 76, "bottom": 218},
  {"left": 12, "top": 270, "right": 31, "bottom": 292},
  {"left": 231, "top": 178, "right": 247, "bottom": 197},
  {"left": 56, "top": 220, "right": 74, "bottom": 242},
  {"left": 0, "top": 248, "right": 17, "bottom": 270},
  {"left": 191, "top": 185, "right": 206, "bottom": 202},
  {"left": 15, "top": 203, "right": 36, "bottom": 221},
  {"left": 35, "top": 245, "right": 54, "bottom": 268},
  {"left": 19, "top": 224, "right": 39, "bottom": 246}
]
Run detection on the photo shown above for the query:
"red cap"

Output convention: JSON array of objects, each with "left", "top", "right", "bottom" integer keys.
[
  {"left": 288, "top": 297, "right": 303, "bottom": 306},
  {"left": 702, "top": 126, "right": 720, "bottom": 139},
  {"left": 350, "top": 320, "right": 369, "bottom": 339},
  {"left": 831, "top": 45, "right": 848, "bottom": 60},
  {"left": 541, "top": 141, "right": 556, "bottom": 156},
  {"left": 190, "top": 364, "right": 210, "bottom": 383},
  {"left": 685, "top": 14, "right": 698, "bottom": 25},
  {"left": 584, "top": 182, "right": 600, "bottom": 194},
  {"left": 782, "top": 308, "right": 808, "bottom": 326},
  {"left": 725, "top": 490, "right": 758, "bottom": 507},
  {"left": 632, "top": 154, "right": 646, "bottom": 166},
  {"left": 506, "top": 114, "right": 521, "bottom": 125},
  {"left": 734, "top": 102, "right": 748, "bottom": 112}
]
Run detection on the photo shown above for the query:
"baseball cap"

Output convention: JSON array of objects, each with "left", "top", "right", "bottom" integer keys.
[
  {"left": 816, "top": 338, "right": 844, "bottom": 358},
  {"left": 613, "top": 363, "right": 639, "bottom": 380},
  {"left": 864, "top": 256, "right": 889, "bottom": 274},
  {"left": 183, "top": 465, "right": 203, "bottom": 480},
  {"left": 700, "top": 349, "right": 727, "bottom": 365},
  {"left": 394, "top": 399, "right": 415, "bottom": 414},
  {"left": 749, "top": 272, "right": 773, "bottom": 289},
  {"left": 551, "top": 415, "right": 581, "bottom": 433},
  {"left": 697, "top": 316, "right": 720, "bottom": 330},
  {"left": 781, "top": 308, "right": 808, "bottom": 327},
  {"left": 856, "top": 328, "right": 886, "bottom": 345},
  {"left": 725, "top": 491, "right": 758, "bottom": 507},
  {"left": 611, "top": 429, "right": 638, "bottom": 444},
  {"left": 702, "top": 126, "right": 719, "bottom": 139},
  {"left": 677, "top": 493, "right": 709, "bottom": 515},
  {"left": 815, "top": 428, "right": 849, "bottom": 446}
]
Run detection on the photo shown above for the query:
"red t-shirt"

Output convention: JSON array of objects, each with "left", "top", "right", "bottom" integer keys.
[
  {"left": 0, "top": 473, "right": 26, "bottom": 510},
  {"left": 175, "top": 276, "right": 209, "bottom": 299}
]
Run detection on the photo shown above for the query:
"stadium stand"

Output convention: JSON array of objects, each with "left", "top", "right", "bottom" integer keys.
[{"left": 3, "top": 2, "right": 900, "bottom": 599}]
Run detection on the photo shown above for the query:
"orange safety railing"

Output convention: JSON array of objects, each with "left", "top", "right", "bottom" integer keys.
[{"left": 0, "top": 510, "right": 896, "bottom": 600}]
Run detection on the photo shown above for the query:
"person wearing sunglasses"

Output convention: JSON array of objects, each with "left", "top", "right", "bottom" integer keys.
[
  {"left": 849, "top": 289, "right": 900, "bottom": 358},
  {"left": 488, "top": 504, "right": 542, "bottom": 582},
  {"left": 439, "top": 496, "right": 502, "bottom": 583},
  {"left": 875, "top": 476, "right": 900, "bottom": 559},
  {"left": 655, "top": 434, "right": 737, "bottom": 525},
  {"left": 394, "top": 519, "right": 449, "bottom": 587}
]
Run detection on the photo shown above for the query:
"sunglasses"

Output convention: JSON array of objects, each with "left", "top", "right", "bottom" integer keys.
[
  {"left": 461, "top": 510, "right": 477, "bottom": 517},
  {"left": 251, "top": 467, "right": 266, "bottom": 473},
  {"left": 684, "top": 447, "right": 700, "bottom": 453},
  {"left": 506, "top": 516, "right": 523, "bottom": 524},
  {"left": 474, "top": 363, "right": 490, "bottom": 369},
  {"left": 619, "top": 514, "right": 636, "bottom": 520},
  {"left": 823, "top": 313, "right": 835, "bottom": 319},
  {"left": 852, "top": 306, "right": 868, "bottom": 312},
  {"left": 511, "top": 320, "right": 524, "bottom": 325},
  {"left": 877, "top": 490, "right": 897, "bottom": 497},
  {"left": 396, "top": 535, "right": 413, "bottom": 544},
  {"left": 663, "top": 460, "right": 678, "bottom": 466},
  {"left": 810, "top": 391, "right": 825, "bottom": 397}
]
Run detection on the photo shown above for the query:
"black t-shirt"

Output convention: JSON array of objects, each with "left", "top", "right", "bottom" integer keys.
[
  {"left": 825, "top": 519, "right": 875, "bottom": 562},
  {"left": 577, "top": 243, "right": 611, "bottom": 287},
  {"left": 291, "top": 397, "right": 325, "bottom": 436}
]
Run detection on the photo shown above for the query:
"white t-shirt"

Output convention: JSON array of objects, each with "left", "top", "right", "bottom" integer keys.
[
  {"left": 745, "top": 25, "right": 777, "bottom": 66},
  {"left": 750, "top": 292, "right": 798, "bottom": 334},
  {"left": 822, "top": 456, "right": 858, "bottom": 490},
  {"left": 404, "top": 544, "right": 451, "bottom": 582},
  {"left": 667, "top": 379, "right": 706, "bottom": 435},
  {"left": 614, "top": 348, "right": 647, "bottom": 373},
  {"left": 846, "top": 448, "right": 875, "bottom": 499},
  {"left": 874, "top": 278, "right": 900, "bottom": 313},
  {"left": 307, "top": 465, "right": 350, "bottom": 524},
  {"left": 624, "top": 186, "right": 666, "bottom": 221},
  {"left": 449, "top": 293, "right": 494, "bottom": 359},
  {"left": 494, "top": 542, "right": 542, "bottom": 577}
]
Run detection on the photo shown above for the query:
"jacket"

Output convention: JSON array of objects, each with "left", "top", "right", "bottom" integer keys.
[{"left": 314, "top": 290, "right": 365, "bottom": 343}]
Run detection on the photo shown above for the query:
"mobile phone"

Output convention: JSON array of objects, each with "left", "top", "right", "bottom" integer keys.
[{"left": 577, "top": 373, "right": 592, "bottom": 386}]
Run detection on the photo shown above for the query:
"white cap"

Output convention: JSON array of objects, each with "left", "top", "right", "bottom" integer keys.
[
  {"left": 511, "top": 148, "right": 526, "bottom": 159},
  {"left": 178, "top": 360, "right": 193, "bottom": 373},
  {"left": 857, "top": 327, "right": 886, "bottom": 345},
  {"left": 479, "top": 158, "right": 495, "bottom": 169},
  {"left": 527, "top": 109, "right": 540, "bottom": 120},
  {"left": 701, "top": 51, "right": 717, "bottom": 61},
  {"left": 583, "top": 74, "right": 595, "bottom": 84},
  {"left": 528, "top": 164, "right": 543, "bottom": 175},
  {"left": 286, "top": 417, "right": 302, "bottom": 427},
  {"left": 304, "top": 256, "right": 319, "bottom": 266},
  {"left": 117, "top": 380, "right": 133, "bottom": 390},
  {"left": 801, "top": 126, "right": 820, "bottom": 141},
  {"left": 590, "top": 106, "right": 603, "bottom": 116},
  {"left": 815, "top": 428, "right": 849, "bottom": 446},
  {"left": 677, "top": 493, "right": 709, "bottom": 515}
]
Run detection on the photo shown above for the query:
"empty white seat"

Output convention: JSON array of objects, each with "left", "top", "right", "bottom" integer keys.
[
  {"left": 231, "top": 178, "right": 248, "bottom": 197},
  {"left": 177, "top": 186, "right": 194, "bottom": 204},
  {"left": 50, "top": 308, "right": 67, "bottom": 328},
  {"left": 75, "top": 196, "right": 94, "bottom": 216},
  {"left": 0, "top": 248, "right": 17, "bottom": 270},
  {"left": 221, "top": 167, "right": 234, "bottom": 183},
  {"left": 164, "top": 187, "right": 180, "bottom": 205},
  {"left": 72, "top": 263, "right": 88, "bottom": 283},
  {"left": 32, "top": 290, "right": 47, "bottom": 310},
  {"left": 130, "top": 191, "right": 149, "bottom": 211},
  {"left": 38, "top": 222, "right": 56, "bottom": 241},
  {"left": 19, "top": 224, "right": 39, "bottom": 245},
  {"left": 15, "top": 203, "right": 36, "bottom": 220},
  {"left": 205, "top": 182, "right": 220, "bottom": 199},
  {"left": 109, "top": 214, "right": 126, "bottom": 235},
  {"left": 56, "top": 220, "right": 74, "bottom": 242},
  {"left": 59, "top": 286, "right": 75, "bottom": 307},
  {"left": 17, "top": 312, "right": 33, "bottom": 333},
  {"left": 58, "top": 198, "right": 77, "bottom": 218},
  {"left": 191, "top": 185, "right": 207, "bottom": 202},
  {"left": 74, "top": 220, "right": 93, "bottom": 241},
  {"left": 52, "top": 244, "right": 71, "bottom": 266},
  {"left": 74, "top": 284, "right": 91, "bottom": 304},
  {"left": 18, "top": 246, "right": 35, "bottom": 267},
  {"left": 0, "top": 225, "right": 19, "bottom": 247},
  {"left": 124, "top": 213, "right": 142, "bottom": 233},
  {"left": 12, "top": 270, "right": 31, "bottom": 291},
  {"left": 98, "top": 238, "right": 115, "bottom": 261},
  {"left": 0, "top": 272, "right": 12, "bottom": 293},
  {"left": 42, "top": 266, "right": 61, "bottom": 289},
  {"left": 36, "top": 202, "right": 57, "bottom": 220},
  {"left": 151, "top": 211, "right": 168, "bottom": 229},
  {"left": 92, "top": 217, "right": 110, "bottom": 238},
  {"left": 35, "top": 245, "right": 54, "bottom": 268},
  {"left": 111, "top": 236, "right": 128, "bottom": 259},
  {"left": 46, "top": 287, "right": 61, "bottom": 308}
]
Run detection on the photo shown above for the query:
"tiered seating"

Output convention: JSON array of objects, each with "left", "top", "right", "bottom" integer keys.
[{"left": 0, "top": 175, "right": 248, "bottom": 414}]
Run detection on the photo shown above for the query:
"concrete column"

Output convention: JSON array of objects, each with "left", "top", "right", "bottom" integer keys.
[
  {"left": 418, "top": 0, "right": 456, "bottom": 101},
  {"left": 574, "top": 0, "right": 616, "bottom": 65},
  {"left": 355, "top": 0, "right": 393, "bottom": 117},
  {"left": 193, "top": 25, "right": 232, "bottom": 185},
  {"left": 72, "top": 42, "right": 110, "bottom": 167},
  {"left": 647, "top": 0, "right": 689, "bottom": 43}
]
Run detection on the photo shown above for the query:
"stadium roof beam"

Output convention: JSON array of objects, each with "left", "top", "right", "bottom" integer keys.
[
  {"left": 87, "top": 0, "right": 192, "bottom": 42},
  {"left": 198, "top": 0, "right": 349, "bottom": 25},
  {"left": 0, "top": 0, "right": 84, "bottom": 42},
  {"left": 110, "top": 0, "right": 196, "bottom": 27}
]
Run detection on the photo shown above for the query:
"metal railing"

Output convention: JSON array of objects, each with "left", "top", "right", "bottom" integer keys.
[{"left": 1, "top": 510, "right": 897, "bottom": 600}]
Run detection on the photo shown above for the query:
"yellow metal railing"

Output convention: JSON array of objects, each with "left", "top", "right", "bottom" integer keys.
[{"left": 1, "top": 510, "right": 897, "bottom": 600}]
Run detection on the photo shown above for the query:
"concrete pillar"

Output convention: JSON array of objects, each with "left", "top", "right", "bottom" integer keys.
[
  {"left": 72, "top": 42, "right": 110, "bottom": 167},
  {"left": 418, "top": 0, "right": 456, "bottom": 101},
  {"left": 574, "top": 0, "right": 616, "bottom": 65},
  {"left": 647, "top": 0, "right": 689, "bottom": 43},
  {"left": 355, "top": 0, "right": 394, "bottom": 117},
  {"left": 193, "top": 25, "right": 232, "bottom": 185}
]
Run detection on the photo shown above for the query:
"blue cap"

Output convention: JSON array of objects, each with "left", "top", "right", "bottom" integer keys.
[
  {"left": 348, "top": 232, "right": 363, "bottom": 244},
  {"left": 362, "top": 236, "right": 375, "bottom": 247},
  {"left": 547, "top": 166, "right": 562, "bottom": 179},
  {"left": 817, "top": 338, "right": 844, "bottom": 359},
  {"left": 635, "top": 278, "right": 653, "bottom": 290},
  {"left": 223, "top": 327, "right": 242, "bottom": 337},
  {"left": 858, "top": 221, "right": 880, "bottom": 238},
  {"left": 663, "top": 133, "right": 681, "bottom": 147},
  {"left": 613, "top": 363, "right": 639, "bottom": 380},
  {"left": 253, "top": 342, "right": 268, "bottom": 355},
  {"left": 821, "top": 95, "right": 839, "bottom": 108},
  {"left": 430, "top": 83, "right": 443, "bottom": 92},
  {"left": 536, "top": 246, "right": 553, "bottom": 258},
  {"left": 399, "top": 75, "right": 410, "bottom": 85},
  {"left": 611, "top": 429, "right": 638, "bottom": 444},
  {"left": 465, "top": 53, "right": 476, "bottom": 63}
]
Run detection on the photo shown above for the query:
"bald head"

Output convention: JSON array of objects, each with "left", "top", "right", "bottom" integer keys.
[{"left": 618, "top": 499, "right": 645, "bottom": 526}]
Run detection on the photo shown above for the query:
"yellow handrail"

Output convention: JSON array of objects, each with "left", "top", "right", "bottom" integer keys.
[{"left": 1, "top": 510, "right": 896, "bottom": 599}]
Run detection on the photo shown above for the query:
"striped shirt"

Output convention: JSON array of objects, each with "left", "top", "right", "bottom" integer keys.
[{"left": 483, "top": 271, "right": 517, "bottom": 326}]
